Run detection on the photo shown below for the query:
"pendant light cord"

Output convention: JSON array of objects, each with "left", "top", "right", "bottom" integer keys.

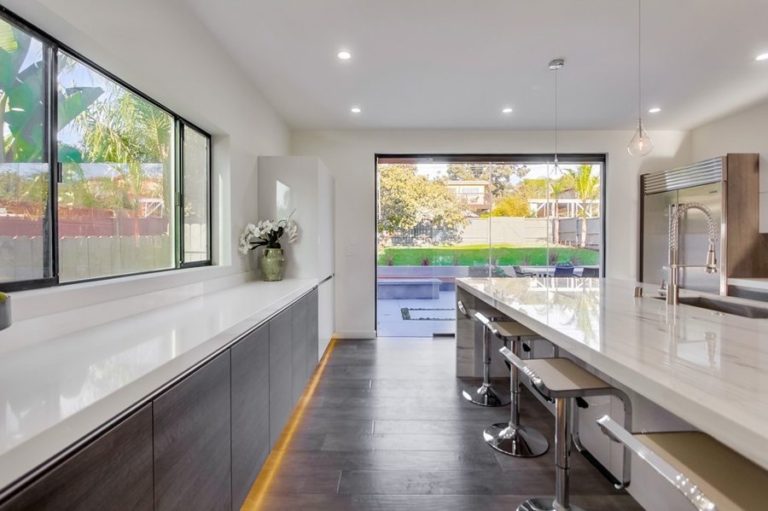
[
  {"left": 554, "top": 65, "right": 559, "bottom": 165},
  {"left": 637, "top": 0, "right": 642, "bottom": 124}
]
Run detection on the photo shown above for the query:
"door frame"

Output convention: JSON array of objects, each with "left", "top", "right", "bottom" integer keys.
[{"left": 374, "top": 153, "right": 608, "bottom": 335}]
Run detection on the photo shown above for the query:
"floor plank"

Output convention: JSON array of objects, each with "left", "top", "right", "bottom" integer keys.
[{"left": 254, "top": 337, "right": 642, "bottom": 511}]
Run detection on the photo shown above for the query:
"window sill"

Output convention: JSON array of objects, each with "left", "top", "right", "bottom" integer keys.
[{"left": 10, "top": 264, "right": 249, "bottom": 323}]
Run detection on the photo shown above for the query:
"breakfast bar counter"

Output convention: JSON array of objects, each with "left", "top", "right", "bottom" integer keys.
[{"left": 456, "top": 277, "right": 768, "bottom": 471}]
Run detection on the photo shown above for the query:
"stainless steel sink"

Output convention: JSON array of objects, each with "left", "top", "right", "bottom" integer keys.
[{"left": 654, "top": 296, "right": 768, "bottom": 319}]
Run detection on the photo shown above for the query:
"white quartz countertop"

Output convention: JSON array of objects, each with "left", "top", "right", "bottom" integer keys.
[
  {"left": 457, "top": 277, "right": 768, "bottom": 470},
  {"left": 0, "top": 278, "right": 318, "bottom": 492}
]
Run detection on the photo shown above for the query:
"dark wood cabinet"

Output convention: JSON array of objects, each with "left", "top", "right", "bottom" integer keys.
[
  {"left": 230, "top": 324, "right": 270, "bottom": 510},
  {"left": 0, "top": 404, "right": 153, "bottom": 511},
  {"left": 1, "top": 288, "right": 321, "bottom": 511},
  {"left": 153, "top": 352, "right": 231, "bottom": 511},
  {"left": 291, "top": 294, "right": 310, "bottom": 402},
  {"left": 307, "top": 288, "right": 319, "bottom": 375},
  {"left": 268, "top": 308, "right": 293, "bottom": 447}
]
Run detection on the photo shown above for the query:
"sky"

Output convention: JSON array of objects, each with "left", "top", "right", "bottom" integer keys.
[{"left": 415, "top": 162, "right": 601, "bottom": 184}]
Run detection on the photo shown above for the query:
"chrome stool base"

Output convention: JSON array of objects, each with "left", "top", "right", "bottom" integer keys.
[
  {"left": 483, "top": 422, "right": 549, "bottom": 457},
  {"left": 517, "top": 497, "right": 586, "bottom": 511},
  {"left": 461, "top": 383, "right": 510, "bottom": 407}
]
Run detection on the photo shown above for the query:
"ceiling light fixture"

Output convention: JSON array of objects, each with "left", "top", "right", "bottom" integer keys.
[
  {"left": 627, "top": 0, "right": 654, "bottom": 157},
  {"left": 549, "top": 57, "right": 564, "bottom": 267},
  {"left": 549, "top": 58, "right": 565, "bottom": 71},
  {"left": 502, "top": 107, "right": 513, "bottom": 114},
  {"left": 648, "top": 107, "right": 662, "bottom": 114},
  {"left": 337, "top": 50, "right": 352, "bottom": 60},
  {"left": 350, "top": 106, "right": 361, "bottom": 114},
  {"left": 756, "top": 53, "right": 768, "bottom": 62}
]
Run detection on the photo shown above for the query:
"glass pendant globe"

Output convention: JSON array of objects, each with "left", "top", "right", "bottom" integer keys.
[{"left": 627, "top": 121, "right": 654, "bottom": 157}]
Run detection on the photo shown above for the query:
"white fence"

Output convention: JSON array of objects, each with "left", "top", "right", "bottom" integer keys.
[
  {"left": 556, "top": 217, "right": 601, "bottom": 248},
  {"left": 0, "top": 235, "right": 172, "bottom": 282},
  {"left": 458, "top": 217, "right": 601, "bottom": 248},
  {"left": 459, "top": 217, "right": 549, "bottom": 245}
]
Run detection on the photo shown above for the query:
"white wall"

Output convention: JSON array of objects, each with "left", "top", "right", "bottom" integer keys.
[
  {"left": 4, "top": 0, "right": 289, "bottom": 318},
  {"left": 291, "top": 129, "right": 690, "bottom": 337},
  {"left": 689, "top": 97, "right": 768, "bottom": 230}
]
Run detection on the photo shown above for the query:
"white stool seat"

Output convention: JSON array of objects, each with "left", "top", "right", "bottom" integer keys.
[
  {"left": 522, "top": 358, "right": 612, "bottom": 398},
  {"left": 638, "top": 432, "right": 767, "bottom": 511},
  {"left": 490, "top": 321, "right": 537, "bottom": 338}
]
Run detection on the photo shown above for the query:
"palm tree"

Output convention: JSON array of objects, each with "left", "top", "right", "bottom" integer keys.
[
  {"left": 549, "top": 176, "right": 572, "bottom": 245},
  {"left": 77, "top": 88, "right": 173, "bottom": 236},
  {"left": 568, "top": 165, "right": 600, "bottom": 248}
]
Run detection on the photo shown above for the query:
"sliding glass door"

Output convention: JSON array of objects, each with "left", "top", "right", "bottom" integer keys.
[{"left": 376, "top": 155, "right": 604, "bottom": 338}]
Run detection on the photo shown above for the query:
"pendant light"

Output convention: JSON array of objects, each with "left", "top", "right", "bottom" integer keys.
[
  {"left": 627, "top": 0, "right": 654, "bottom": 157},
  {"left": 548, "top": 58, "right": 564, "bottom": 263}
]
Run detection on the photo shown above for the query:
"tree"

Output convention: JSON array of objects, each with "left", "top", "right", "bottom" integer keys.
[
  {"left": 567, "top": 165, "right": 600, "bottom": 247},
  {"left": 378, "top": 164, "right": 467, "bottom": 244},
  {"left": 549, "top": 176, "right": 573, "bottom": 244},
  {"left": 75, "top": 88, "right": 173, "bottom": 234},
  {"left": 0, "top": 23, "right": 102, "bottom": 163},
  {"left": 489, "top": 194, "right": 530, "bottom": 217},
  {"left": 1, "top": 21, "right": 103, "bottom": 270},
  {"left": 518, "top": 177, "right": 548, "bottom": 199}
]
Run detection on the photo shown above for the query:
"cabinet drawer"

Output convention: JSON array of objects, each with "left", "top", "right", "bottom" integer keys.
[
  {"left": 1, "top": 405, "right": 153, "bottom": 511},
  {"left": 153, "top": 352, "right": 231, "bottom": 511},
  {"left": 231, "top": 325, "right": 270, "bottom": 509}
]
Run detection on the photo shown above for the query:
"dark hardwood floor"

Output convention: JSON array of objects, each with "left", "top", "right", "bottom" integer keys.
[{"left": 255, "top": 337, "right": 642, "bottom": 510}]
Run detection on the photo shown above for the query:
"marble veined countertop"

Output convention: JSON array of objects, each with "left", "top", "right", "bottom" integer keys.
[
  {"left": 457, "top": 277, "right": 768, "bottom": 470},
  {"left": 0, "top": 278, "right": 318, "bottom": 493}
]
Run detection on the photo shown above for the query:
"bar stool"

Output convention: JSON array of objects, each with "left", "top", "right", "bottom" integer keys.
[
  {"left": 500, "top": 347, "right": 632, "bottom": 511},
  {"left": 597, "top": 415, "right": 768, "bottom": 511},
  {"left": 457, "top": 301, "right": 509, "bottom": 407},
  {"left": 480, "top": 319, "right": 549, "bottom": 457}
]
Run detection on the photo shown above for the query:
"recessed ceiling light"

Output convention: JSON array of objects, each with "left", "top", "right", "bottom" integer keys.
[
  {"left": 337, "top": 50, "right": 352, "bottom": 60},
  {"left": 648, "top": 107, "right": 662, "bottom": 114},
  {"left": 350, "top": 106, "right": 361, "bottom": 114},
  {"left": 502, "top": 107, "right": 513, "bottom": 114},
  {"left": 756, "top": 52, "right": 768, "bottom": 62}
]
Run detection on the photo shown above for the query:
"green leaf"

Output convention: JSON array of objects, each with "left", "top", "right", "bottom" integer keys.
[
  {"left": 0, "top": 26, "right": 31, "bottom": 90},
  {"left": 58, "top": 86, "right": 104, "bottom": 130},
  {"left": 58, "top": 143, "right": 84, "bottom": 163},
  {"left": 0, "top": 22, "right": 18, "bottom": 53}
]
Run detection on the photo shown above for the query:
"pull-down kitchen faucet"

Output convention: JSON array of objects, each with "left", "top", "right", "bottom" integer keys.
[{"left": 665, "top": 202, "right": 719, "bottom": 305}]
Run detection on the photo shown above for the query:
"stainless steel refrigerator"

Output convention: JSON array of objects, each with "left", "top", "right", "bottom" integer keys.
[{"left": 640, "top": 158, "right": 726, "bottom": 295}]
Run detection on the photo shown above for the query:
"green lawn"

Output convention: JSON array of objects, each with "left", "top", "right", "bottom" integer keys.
[{"left": 377, "top": 244, "right": 599, "bottom": 266}]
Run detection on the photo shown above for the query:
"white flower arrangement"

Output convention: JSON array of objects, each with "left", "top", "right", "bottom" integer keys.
[{"left": 238, "top": 217, "right": 299, "bottom": 255}]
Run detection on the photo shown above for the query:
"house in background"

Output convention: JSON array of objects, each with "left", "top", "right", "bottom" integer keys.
[{"left": 445, "top": 180, "right": 492, "bottom": 214}]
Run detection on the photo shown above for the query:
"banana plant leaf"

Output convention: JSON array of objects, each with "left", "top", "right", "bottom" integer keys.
[
  {"left": 0, "top": 20, "right": 19, "bottom": 53},
  {"left": 0, "top": 22, "right": 103, "bottom": 163},
  {"left": 0, "top": 25, "right": 30, "bottom": 89}
]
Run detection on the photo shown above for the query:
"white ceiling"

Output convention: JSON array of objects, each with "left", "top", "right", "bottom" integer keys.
[{"left": 182, "top": 0, "right": 768, "bottom": 131}]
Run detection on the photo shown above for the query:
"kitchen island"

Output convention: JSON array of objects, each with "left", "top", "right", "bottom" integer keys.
[{"left": 456, "top": 277, "right": 768, "bottom": 474}]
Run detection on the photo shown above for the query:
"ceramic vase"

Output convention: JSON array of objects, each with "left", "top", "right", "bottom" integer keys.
[{"left": 260, "top": 248, "right": 285, "bottom": 281}]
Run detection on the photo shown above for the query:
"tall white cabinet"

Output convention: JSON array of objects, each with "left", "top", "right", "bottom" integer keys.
[{"left": 258, "top": 156, "right": 335, "bottom": 358}]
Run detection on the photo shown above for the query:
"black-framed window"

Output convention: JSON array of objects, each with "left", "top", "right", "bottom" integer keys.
[{"left": 0, "top": 8, "right": 212, "bottom": 291}]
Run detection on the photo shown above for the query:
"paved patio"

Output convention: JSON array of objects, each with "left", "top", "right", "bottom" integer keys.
[{"left": 376, "top": 289, "right": 456, "bottom": 337}]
